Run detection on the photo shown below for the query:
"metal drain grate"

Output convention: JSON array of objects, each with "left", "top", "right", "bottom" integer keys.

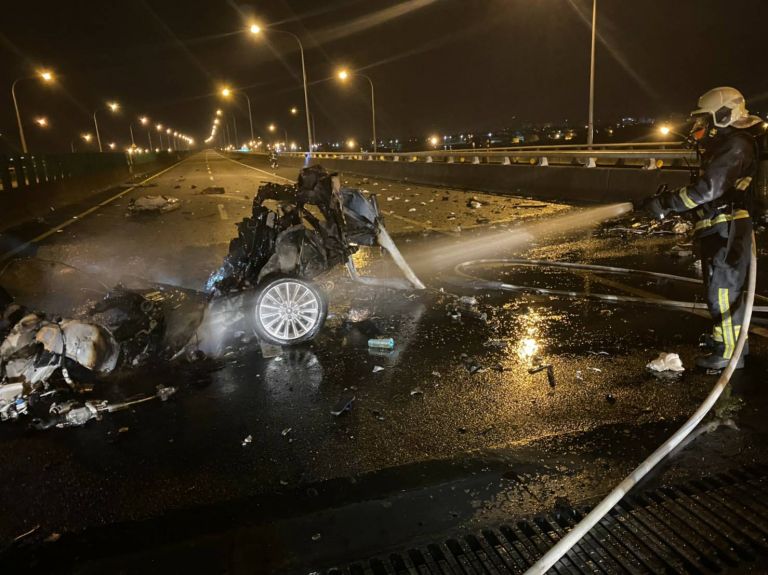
[{"left": 318, "top": 466, "right": 768, "bottom": 574}]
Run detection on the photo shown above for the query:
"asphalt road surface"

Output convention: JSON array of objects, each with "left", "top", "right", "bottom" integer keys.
[{"left": 1, "top": 151, "right": 767, "bottom": 573}]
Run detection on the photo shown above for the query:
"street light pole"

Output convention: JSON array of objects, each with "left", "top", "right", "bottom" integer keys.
[
  {"left": 243, "top": 92, "right": 254, "bottom": 143},
  {"left": 129, "top": 124, "right": 135, "bottom": 147},
  {"left": 93, "top": 110, "right": 103, "bottom": 152},
  {"left": 251, "top": 26, "right": 313, "bottom": 155},
  {"left": 337, "top": 70, "right": 377, "bottom": 153},
  {"left": 587, "top": 0, "right": 597, "bottom": 147},
  {"left": 11, "top": 71, "right": 54, "bottom": 154},
  {"left": 10, "top": 79, "right": 28, "bottom": 154},
  {"left": 93, "top": 102, "right": 119, "bottom": 153},
  {"left": 363, "top": 74, "right": 377, "bottom": 153}
]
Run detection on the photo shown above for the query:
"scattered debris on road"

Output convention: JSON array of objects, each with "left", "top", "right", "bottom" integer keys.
[
  {"left": 127, "top": 195, "right": 180, "bottom": 215},
  {"left": 646, "top": 352, "right": 685, "bottom": 373},
  {"left": 330, "top": 395, "right": 355, "bottom": 416},
  {"left": 529, "top": 364, "right": 556, "bottom": 387},
  {"left": 0, "top": 279, "right": 198, "bottom": 430},
  {"left": 201, "top": 186, "right": 226, "bottom": 195},
  {"left": 368, "top": 338, "right": 395, "bottom": 350},
  {"left": 345, "top": 308, "right": 372, "bottom": 323}
]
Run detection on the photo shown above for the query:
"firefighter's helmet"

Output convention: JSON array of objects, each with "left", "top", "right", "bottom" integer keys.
[{"left": 691, "top": 87, "right": 762, "bottom": 129}]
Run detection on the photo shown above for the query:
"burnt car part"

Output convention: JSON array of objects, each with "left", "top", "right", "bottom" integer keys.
[{"left": 206, "top": 165, "right": 424, "bottom": 346}]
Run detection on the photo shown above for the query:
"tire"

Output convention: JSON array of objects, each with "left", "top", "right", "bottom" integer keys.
[{"left": 251, "top": 277, "right": 327, "bottom": 345}]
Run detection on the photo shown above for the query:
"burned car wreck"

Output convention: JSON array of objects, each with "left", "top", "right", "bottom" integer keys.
[
  {"left": 0, "top": 165, "right": 423, "bottom": 428},
  {"left": 205, "top": 164, "right": 424, "bottom": 345}
]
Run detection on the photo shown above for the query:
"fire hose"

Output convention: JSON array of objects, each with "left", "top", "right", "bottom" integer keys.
[{"left": 451, "top": 241, "right": 758, "bottom": 574}]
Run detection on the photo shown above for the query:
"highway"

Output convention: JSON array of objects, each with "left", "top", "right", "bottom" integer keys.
[{"left": 1, "top": 151, "right": 767, "bottom": 573}]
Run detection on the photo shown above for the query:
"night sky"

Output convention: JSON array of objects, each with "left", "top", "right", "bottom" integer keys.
[{"left": 2, "top": 0, "right": 767, "bottom": 153}]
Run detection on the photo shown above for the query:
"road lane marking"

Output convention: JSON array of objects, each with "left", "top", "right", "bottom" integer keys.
[
  {"left": 0, "top": 155, "right": 196, "bottom": 262},
  {"left": 218, "top": 152, "right": 293, "bottom": 184}
]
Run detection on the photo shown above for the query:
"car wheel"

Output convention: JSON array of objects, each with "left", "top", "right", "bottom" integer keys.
[{"left": 251, "top": 277, "right": 327, "bottom": 345}]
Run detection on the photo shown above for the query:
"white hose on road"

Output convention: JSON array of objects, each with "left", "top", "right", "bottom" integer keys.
[
  {"left": 454, "top": 257, "right": 768, "bottom": 313},
  {"left": 518, "top": 236, "right": 758, "bottom": 574}
]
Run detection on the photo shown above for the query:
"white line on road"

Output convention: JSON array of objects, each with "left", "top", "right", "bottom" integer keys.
[
  {"left": 218, "top": 152, "right": 293, "bottom": 184},
  {"left": 0, "top": 156, "right": 193, "bottom": 262}
]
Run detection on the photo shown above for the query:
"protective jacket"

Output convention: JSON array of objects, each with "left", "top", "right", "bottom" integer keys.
[{"left": 662, "top": 128, "right": 757, "bottom": 237}]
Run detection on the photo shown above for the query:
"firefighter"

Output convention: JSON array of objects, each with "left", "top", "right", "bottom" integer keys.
[{"left": 640, "top": 87, "right": 763, "bottom": 370}]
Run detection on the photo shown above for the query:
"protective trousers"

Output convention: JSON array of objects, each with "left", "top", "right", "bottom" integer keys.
[{"left": 699, "top": 217, "right": 752, "bottom": 359}]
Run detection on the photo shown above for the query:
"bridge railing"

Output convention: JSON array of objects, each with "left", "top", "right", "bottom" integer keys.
[
  {"left": 0, "top": 152, "right": 132, "bottom": 193},
  {"left": 0, "top": 151, "right": 179, "bottom": 193},
  {"left": 263, "top": 141, "right": 696, "bottom": 170}
]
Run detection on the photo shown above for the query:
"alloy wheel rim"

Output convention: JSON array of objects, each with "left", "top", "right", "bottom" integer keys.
[{"left": 258, "top": 281, "right": 320, "bottom": 340}]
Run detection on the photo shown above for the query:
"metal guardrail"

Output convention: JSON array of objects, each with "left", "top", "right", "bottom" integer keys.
[
  {"left": 0, "top": 151, "right": 177, "bottom": 193},
  {"left": 263, "top": 142, "right": 697, "bottom": 170}
]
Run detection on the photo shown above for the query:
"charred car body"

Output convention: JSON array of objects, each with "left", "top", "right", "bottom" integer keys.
[{"left": 206, "top": 164, "right": 424, "bottom": 345}]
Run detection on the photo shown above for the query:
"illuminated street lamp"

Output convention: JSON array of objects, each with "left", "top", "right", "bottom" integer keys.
[
  {"left": 346, "top": 138, "right": 356, "bottom": 150},
  {"left": 221, "top": 85, "right": 254, "bottom": 143},
  {"left": 155, "top": 123, "right": 165, "bottom": 150},
  {"left": 93, "top": 101, "right": 119, "bottom": 152},
  {"left": 81, "top": 133, "right": 92, "bottom": 142},
  {"left": 108, "top": 142, "right": 116, "bottom": 150},
  {"left": 658, "top": 124, "right": 687, "bottom": 141},
  {"left": 11, "top": 68, "right": 55, "bottom": 154},
  {"left": 336, "top": 67, "right": 378, "bottom": 153},
  {"left": 216, "top": 109, "right": 222, "bottom": 116},
  {"left": 248, "top": 22, "right": 313, "bottom": 154},
  {"left": 428, "top": 135, "right": 439, "bottom": 148},
  {"left": 268, "top": 122, "right": 288, "bottom": 143},
  {"left": 34, "top": 117, "right": 48, "bottom": 128},
  {"left": 139, "top": 116, "right": 153, "bottom": 149},
  {"left": 167, "top": 128, "right": 175, "bottom": 151}
]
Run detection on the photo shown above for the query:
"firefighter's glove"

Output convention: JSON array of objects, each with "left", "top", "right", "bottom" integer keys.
[
  {"left": 634, "top": 195, "right": 670, "bottom": 220},
  {"left": 646, "top": 196, "right": 671, "bottom": 220}
]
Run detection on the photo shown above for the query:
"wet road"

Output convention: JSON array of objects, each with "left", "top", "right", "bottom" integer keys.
[{"left": 1, "top": 151, "right": 768, "bottom": 573}]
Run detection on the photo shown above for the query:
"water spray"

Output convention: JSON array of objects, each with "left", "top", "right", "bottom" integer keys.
[{"left": 407, "top": 203, "right": 633, "bottom": 272}]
